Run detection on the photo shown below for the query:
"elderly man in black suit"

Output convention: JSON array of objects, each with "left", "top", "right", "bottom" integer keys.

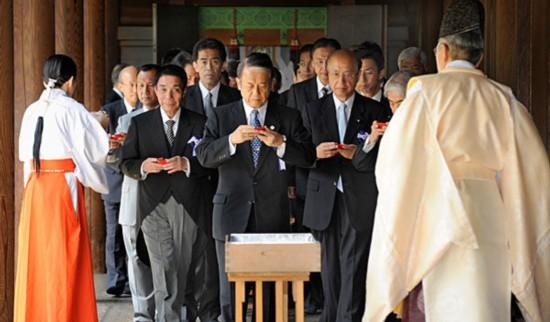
[
  {"left": 121, "top": 65, "right": 213, "bottom": 322},
  {"left": 182, "top": 38, "right": 241, "bottom": 322},
  {"left": 101, "top": 64, "right": 139, "bottom": 296},
  {"left": 302, "top": 50, "right": 391, "bottom": 322},
  {"left": 283, "top": 37, "right": 342, "bottom": 314},
  {"left": 196, "top": 53, "right": 315, "bottom": 322}
]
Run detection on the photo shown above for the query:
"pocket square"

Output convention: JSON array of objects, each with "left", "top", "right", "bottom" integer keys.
[{"left": 187, "top": 136, "right": 202, "bottom": 156}]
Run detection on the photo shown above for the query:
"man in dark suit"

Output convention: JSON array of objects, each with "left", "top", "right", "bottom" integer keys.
[
  {"left": 121, "top": 65, "right": 214, "bottom": 322},
  {"left": 283, "top": 37, "right": 341, "bottom": 314},
  {"left": 105, "top": 63, "right": 128, "bottom": 104},
  {"left": 181, "top": 38, "right": 241, "bottom": 322},
  {"left": 101, "top": 64, "right": 139, "bottom": 296},
  {"left": 354, "top": 42, "right": 392, "bottom": 112},
  {"left": 302, "top": 50, "right": 391, "bottom": 322},
  {"left": 196, "top": 53, "right": 316, "bottom": 322}
]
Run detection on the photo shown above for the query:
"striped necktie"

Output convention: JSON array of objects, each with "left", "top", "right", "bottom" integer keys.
[
  {"left": 250, "top": 109, "right": 262, "bottom": 167},
  {"left": 165, "top": 120, "right": 175, "bottom": 146}
]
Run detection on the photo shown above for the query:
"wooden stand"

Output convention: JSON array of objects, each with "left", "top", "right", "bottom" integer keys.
[
  {"left": 225, "top": 233, "right": 320, "bottom": 322},
  {"left": 228, "top": 272, "right": 309, "bottom": 322}
]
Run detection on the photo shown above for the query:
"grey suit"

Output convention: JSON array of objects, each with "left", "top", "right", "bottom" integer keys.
[{"left": 115, "top": 107, "right": 156, "bottom": 321}]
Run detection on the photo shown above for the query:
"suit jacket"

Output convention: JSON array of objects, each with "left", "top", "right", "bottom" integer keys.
[
  {"left": 105, "top": 89, "right": 123, "bottom": 105},
  {"left": 196, "top": 100, "right": 316, "bottom": 241},
  {"left": 302, "top": 93, "right": 391, "bottom": 233},
  {"left": 182, "top": 83, "right": 241, "bottom": 116},
  {"left": 120, "top": 107, "right": 215, "bottom": 233},
  {"left": 284, "top": 77, "right": 322, "bottom": 198},
  {"left": 101, "top": 100, "right": 129, "bottom": 202}
]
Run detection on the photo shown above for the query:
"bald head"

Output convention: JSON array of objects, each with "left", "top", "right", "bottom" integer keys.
[
  {"left": 327, "top": 50, "right": 359, "bottom": 101},
  {"left": 118, "top": 65, "right": 138, "bottom": 106}
]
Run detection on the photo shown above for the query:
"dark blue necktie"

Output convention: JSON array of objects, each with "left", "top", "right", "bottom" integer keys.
[{"left": 250, "top": 109, "right": 261, "bottom": 167}]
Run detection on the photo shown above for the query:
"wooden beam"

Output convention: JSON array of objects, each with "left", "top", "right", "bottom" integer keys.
[
  {"left": 105, "top": 0, "right": 121, "bottom": 95},
  {"left": 417, "top": 0, "right": 443, "bottom": 73},
  {"left": 0, "top": 0, "right": 14, "bottom": 321},
  {"left": 84, "top": 0, "right": 107, "bottom": 273}
]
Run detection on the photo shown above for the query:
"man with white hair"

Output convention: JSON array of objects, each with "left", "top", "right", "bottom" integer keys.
[
  {"left": 383, "top": 71, "right": 413, "bottom": 113},
  {"left": 397, "top": 47, "right": 427, "bottom": 76}
]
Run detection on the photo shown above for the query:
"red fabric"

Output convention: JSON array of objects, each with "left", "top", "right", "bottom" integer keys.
[{"left": 14, "top": 159, "right": 98, "bottom": 322}]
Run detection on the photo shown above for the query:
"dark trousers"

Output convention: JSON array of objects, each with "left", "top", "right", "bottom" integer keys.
[
  {"left": 216, "top": 208, "right": 276, "bottom": 322},
  {"left": 104, "top": 200, "right": 128, "bottom": 292},
  {"left": 319, "top": 192, "right": 371, "bottom": 322},
  {"left": 186, "top": 230, "right": 221, "bottom": 322},
  {"left": 293, "top": 197, "right": 324, "bottom": 312}
]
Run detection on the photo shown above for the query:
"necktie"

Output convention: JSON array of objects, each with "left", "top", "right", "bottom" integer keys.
[
  {"left": 204, "top": 92, "right": 214, "bottom": 118},
  {"left": 321, "top": 87, "right": 330, "bottom": 98},
  {"left": 336, "top": 103, "right": 347, "bottom": 192},
  {"left": 165, "top": 120, "right": 175, "bottom": 147},
  {"left": 337, "top": 103, "right": 348, "bottom": 143},
  {"left": 250, "top": 109, "right": 262, "bottom": 168}
]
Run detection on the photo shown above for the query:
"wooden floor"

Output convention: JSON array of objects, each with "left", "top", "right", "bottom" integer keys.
[{"left": 95, "top": 274, "right": 322, "bottom": 322}]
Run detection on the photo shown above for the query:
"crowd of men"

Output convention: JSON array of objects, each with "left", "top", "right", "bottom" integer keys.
[{"left": 99, "top": 35, "right": 424, "bottom": 322}]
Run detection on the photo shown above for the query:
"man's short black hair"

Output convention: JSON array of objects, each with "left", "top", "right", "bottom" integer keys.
[
  {"left": 299, "top": 44, "right": 314, "bottom": 56},
  {"left": 355, "top": 41, "right": 385, "bottom": 71},
  {"left": 227, "top": 60, "right": 240, "bottom": 78},
  {"left": 169, "top": 51, "right": 193, "bottom": 68},
  {"left": 312, "top": 38, "right": 341, "bottom": 55},
  {"left": 154, "top": 64, "right": 188, "bottom": 90},
  {"left": 140, "top": 64, "right": 160, "bottom": 74},
  {"left": 272, "top": 66, "right": 282, "bottom": 84},
  {"left": 161, "top": 48, "right": 182, "bottom": 66},
  {"left": 237, "top": 53, "right": 273, "bottom": 78},
  {"left": 192, "top": 38, "right": 227, "bottom": 62}
]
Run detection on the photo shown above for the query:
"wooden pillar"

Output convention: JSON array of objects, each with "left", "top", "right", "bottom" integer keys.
[
  {"left": 0, "top": 0, "right": 14, "bottom": 321},
  {"left": 105, "top": 0, "right": 121, "bottom": 96},
  {"left": 84, "top": 0, "right": 107, "bottom": 272},
  {"left": 417, "top": 0, "right": 444, "bottom": 73},
  {"left": 13, "top": 0, "right": 55, "bottom": 229},
  {"left": 55, "top": 0, "right": 84, "bottom": 101}
]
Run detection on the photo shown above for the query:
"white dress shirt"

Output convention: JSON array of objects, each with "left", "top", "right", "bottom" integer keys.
[
  {"left": 229, "top": 99, "right": 286, "bottom": 158},
  {"left": 198, "top": 81, "right": 221, "bottom": 108},
  {"left": 123, "top": 98, "right": 135, "bottom": 114},
  {"left": 317, "top": 76, "right": 331, "bottom": 99},
  {"left": 371, "top": 89, "right": 383, "bottom": 102}
]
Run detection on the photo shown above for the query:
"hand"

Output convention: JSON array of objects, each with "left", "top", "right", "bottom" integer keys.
[
  {"left": 229, "top": 125, "right": 258, "bottom": 145},
  {"left": 256, "top": 127, "right": 284, "bottom": 148},
  {"left": 316, "top": 142, "right": 338, "bottom": 159},
  {"left": 109, "top": 133, "right": 126, "bottom": 149},
  {"left": 337, "top": 144, "right": 358, "bottom": 159},
  {"left": 142, "top": 157, "right": 164, "bottom": 174},
  {"left": 369, "top": 121, "right": 387, "bottom": 144},
  {"left": 162, "top": 156, "right": 189, "bottom": 174}
]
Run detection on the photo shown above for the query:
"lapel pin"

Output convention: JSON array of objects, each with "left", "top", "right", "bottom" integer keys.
[{"left": 269, "top": 125, "right": 275, "bottom": 130}]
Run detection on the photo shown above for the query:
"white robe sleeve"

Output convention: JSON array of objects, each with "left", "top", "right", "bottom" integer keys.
[
  {"left": 500, "top": 93, "right": 550, "bottom": 322},
  {"left": 363, "top": 85, "right": 477, "bottom": 322},
  {"left": 59, "top": 102, "right": 110, "bottom": 194}
]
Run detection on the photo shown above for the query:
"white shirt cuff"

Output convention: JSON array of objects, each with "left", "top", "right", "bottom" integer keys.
[
  {"left": 182, "top": 156, "right": 191, "bottom": 177},
  {"left": 362, "top": 134, "right": 376, "bottom": 153},
  {"left": 228, "top": 135, "right": 237, "bottom": 156},
  {"left": 276, "top": 141, "right": 286, "bottom": 158},
  {"left": 139, "top": 161, "right": 149, "bottom": 180}
]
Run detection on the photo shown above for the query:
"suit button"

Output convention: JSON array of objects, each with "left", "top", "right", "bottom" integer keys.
[
  {"left": 333, "top": 182, "right": 337, "bottom": 186},
  {"left": 248, "top": 201, "right": 253, "bottom": 205},
  {"left": 253, "top": 181, "right": 257, "bottom": 185}
]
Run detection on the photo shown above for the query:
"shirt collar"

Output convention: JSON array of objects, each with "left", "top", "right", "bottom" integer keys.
[
  {"left": 198, "top": 81, "right": 221, "bottom": 106},
  {"left": 332, "top": 93, "right": 355, "bottom": 111},
  {"left": 446, "top": 60, "right": 475, "bottom": 69},
  {"left": 160, "top": 106, "right": 181, "bottom": 124},
  {"left": 371, "top": 89, "right": 383, "bottom": 102},
  {"left": 123, "top": 98, "right": 135, "bottom": 114},
  {"left": 143, "top": 105, "right": 158, "bottom": 112},
  {"left": 316, "top": 76, "right": 330, "bottom": 96},
  {"left": 242, "top": 99, "right": 268, "bottom": 125},
  {"left": 113, "top": 87, "right": 123, "bottom": 98}
]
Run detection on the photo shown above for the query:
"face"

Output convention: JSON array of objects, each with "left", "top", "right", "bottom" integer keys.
[
  {"left": 155, "top": 75, "right": 184, "bottom": 115},
  {"left": 118, "top": 66, "right": 138, "bottom": 106},
  {"left": 297, "top": 51, "right": 314, "bottom": 81},
  {"left": 356, "top": 58, "right": 383, "bottom": 98},
  {"left": 400, "top": 57, "right": 425, "bottom": 75},
  {"left": 193, "top": 48, "right": 223, "bottom": 89},
  {"left": 327, "top": 54, "right": 358, "bottom": 102},
  {"left": 237, "top": 66, "right": 272, "bottom": 108},
  {"left": 184, "top": 63, "right": 199, "bottom": 87},
  {"left": 312, "top": 47, "right": 336, "bottom": 85},
  {"left": 228, "top": 76, "right": 238, "bottom": 89},
  {"left": 386, "top": 90, "right": 405, "bottom": 114},
  {"left": 137, "top": 70, "right": 158, "bottom": 108}
]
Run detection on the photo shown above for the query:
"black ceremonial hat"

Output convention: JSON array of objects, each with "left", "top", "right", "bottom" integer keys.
[{"left": 439, "top": 0, "right": 485, "bottom": 38}]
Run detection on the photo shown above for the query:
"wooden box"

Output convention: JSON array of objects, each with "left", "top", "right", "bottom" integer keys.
[{"left": 225, "top": 233, "right": 321, "bottom": 273}]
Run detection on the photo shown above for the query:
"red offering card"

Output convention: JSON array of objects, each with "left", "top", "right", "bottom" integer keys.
[
  {"left": 337, "top": 143, "right": 346, "bottom": 149},
  {"left": 156, "top": 158, "right": 168, "bottom": 165},
  {"left": 255, "top": 127, "right": 266, "bottom": 131},
  {"left": 377, "top": 122, "right": 388, "bottom": 128}
]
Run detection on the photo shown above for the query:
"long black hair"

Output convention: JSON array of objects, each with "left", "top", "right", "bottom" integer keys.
[{"left": 34, "top": 54, "right": 77, "bottom": 174}]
